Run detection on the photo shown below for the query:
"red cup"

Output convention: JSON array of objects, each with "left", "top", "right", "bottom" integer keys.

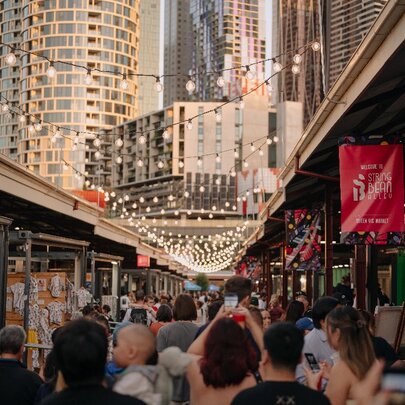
[{"left": 232, "top": 312, "right": 246, "bottom": 326}]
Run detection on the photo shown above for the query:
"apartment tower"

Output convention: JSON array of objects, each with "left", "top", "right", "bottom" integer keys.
[{"left": 0, "top": 0, "right": 140, "bottom": 189}]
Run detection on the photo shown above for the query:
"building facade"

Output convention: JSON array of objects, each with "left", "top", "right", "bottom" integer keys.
[
  {"left": 325, "top": 0, "right": 387, "bottom": 90},
  {"left": 271, "top": 0, "right": 323, "bottom": 128},
  {"left": 0, "top": 0, "right": 140, "bottom": 189},
  {"left": 107, "top": 96, "right": 269, "bottom": 217},
  {"left": 163, "top": 0, "right": 193, "bottom": 107},
  {"left": 138, "top": 0, "right": 161, "bottom": 115},
  {"left": 190, "top": 0, "right": 266, "bottom": 101}
]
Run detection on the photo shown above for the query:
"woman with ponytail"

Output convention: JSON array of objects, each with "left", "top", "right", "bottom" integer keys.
[{"left": 324, "top": 306, "right": 375, "bottom": 405}]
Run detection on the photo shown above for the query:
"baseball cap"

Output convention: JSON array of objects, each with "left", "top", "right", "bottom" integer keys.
[
  {"left": 296, "top": 317, "right": 314, "bottom": 331},
  {"left": 295, "top": 291, "right": 308, "bottom": 298}
]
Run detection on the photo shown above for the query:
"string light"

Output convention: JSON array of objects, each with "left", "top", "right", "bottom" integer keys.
[
  {"left": 238, "top": 97, "right": 245, "bottom": 109},
  {"left": 214, "top": 108, "right": 222, "bottom": 123},
  {"left": 19, "top": 114, "right": 27, "bottom": 124},
  {"left": 243, "top": 160, "right": 249, "bottom": 168},
  {"left": 85, "top": 68, "right": 93, "bottom": 85},
  {"left": 162, "top": 128, "right": 169, "bottom": 139},
  {"left": 137, "top": 158, "right": 144, "bottom": 167},
  {"left": 154, "top": 77, "right": 163, "bottom": 93},
  {"left": 273, "top": 60, "right": 282, "bottom": 73},
  {"left": 93, "top": 136, "right": 101, "bottom": 148},
  {"left": 197, "top": 157, "right": 202, "bottom": 167},
  {"left": 34, "top": 121, "right": 42, "bottom": 132},
  {"left": 185, "top": 77, "right": 196, "bottom": 93},
  {"left": 312, "top": 41, "right": 321, "bottom": 51},
  {"left": 153, "top": 196, "right": 159, "bottom": 203},
  {"left": 266, "top": 80, "right": 273, "bottom": 94},
  {"left": 157, "top": 160, "right": 164, "bottom": 169},
  {"left": 138, "top": 135, "right": 146, "bottom": 145},
  {"left": 186, "top": 119, "right": 193, "bottom": 131},
  {"left": 120, "top": 73, "right": 129, "bottom": 90},
  {"left": 5, "top": 50, "right": 17, "bottom": 66},
  {"left": 234, "top": 149, "right": 239, "bottom": 158},
  {"left": 292, "top": 64, "right": 300, "bottom": 75},
  {"left": 293, "top": 53, "right": 302, "bottom": 64},
  {"left": 94, "top": 150, "right": 102, "bottom": 160},
  {"left": 215, "top": 154, "right": 221, "bottom": 163},
  {"left": 245, "top": 65, "right": 254, "bottom": 80},
  {"left": 259, "top": 148, "right": 264, "bottom": 156},
  {"left": 250, "top": 142, "right": 256, "bottom": 152},
  {"left": 1, "top": 103, "right": 9, "bottom": 112},
  {"left": 273, "top": 136, "right": 279, "bottom": 143},
  {"left": 178, "top": 160, "right": 184, "bottom": 169},
  {"left": 115, "top": 156, "right": 123, "bottom": 164},
  {"left": 115, "top": 138, "right": 124, "bottom": 148},
  {"left": 217, "top": 76, "right": 225, "bottom": 88},
  {"left": 46, "top": 62, "right": 57, "bottom": 78}
]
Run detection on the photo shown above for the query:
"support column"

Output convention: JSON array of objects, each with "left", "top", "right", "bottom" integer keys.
[
  {"left": 155, "top": 272, "right": 160, "bottom": 296},
  {"left": 112, "top": 262, "right": 120, "bottom": 321},
  {"left": 146, "top": 269, "right": 152, "bottom": 295},
  {"left": 163, "top": 273, "right": 168, "bottom": 294},
  {"left": 367, "top": 246, "right": 378, "bottom": 311},
  {"left": 306, "top": 271, "right": 313, "bottom": 306},
  {"left": 325, "top": 188, "right": 334, "bottom": 295},
  {"left": 23, "top": 238, "right": 32, "bottom": 331},
  {"left": 0, "top": 217, "right": 12, "bottom": 328},
  {"left": 281, "top": 244, "right": 288, "bottom": 309},
  {"left": 354, "top": 245, "right": 367, "bottom": 309}
]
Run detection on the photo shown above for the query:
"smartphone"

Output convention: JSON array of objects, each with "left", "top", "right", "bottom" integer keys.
[
  {"left": 381, "top": 369, "right": 405, "bottom": 393},
  {"left": 304, "top": 353, "right": 320, "bottom": 372},
  {"left": 224, "top": 293, "right": 238, "bottom": 310}
]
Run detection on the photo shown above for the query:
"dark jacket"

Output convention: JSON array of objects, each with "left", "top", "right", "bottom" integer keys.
[
  {"left": 41, "top": 384, "right": 145, "bottom": 405},
  {"left": 0, "top": 358, "right": 42, "bottom": 405}
]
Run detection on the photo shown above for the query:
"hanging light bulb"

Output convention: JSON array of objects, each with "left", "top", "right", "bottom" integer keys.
[
  {"left": 157, "top": 160, "right": 164, "bottom": 169},
  {"left": 146, "top": 206, "right": 151, "bottom": 213},
  {"left": 232, "top": 205, "right": 237, "bottom": 211},
  {"left": 266, "top": 80, "right": 273, "bottom": 94},
  {"left": 1, "top": 103, "right": 9, "bottom": 113},
  {"left": 215, "top": 177, "right": 221, "bottom": 185},
  {"left": 115, "top": 155, "right": 123, "bottom": 164},
  {"left": 217, "top": 75, "right": 225, "bottom": 88},
  {"left": 174, "top": 210, "right": 179, "bottom": 216},
  {"left": 153, "top": 196, "right": 158, "bottom": 203},
  {"left": 160, "top": 208, "right": 165, "bottom": 215},
  {"left": 154, "top": 76, "right": 163, "bottom": 93},
  {"left": 120, "top": 73, "right": 129, "bottom": 90},
  {"left": 138, "top": 196, "right": 144, "bottom": 203},
  {"left": 168, "top": 194, "right": 174, "bottom": 201},
  {"left": 47, "top": 62, "right": 57, "bottom": 78},
  {"left": 197, "top": 157, "right": 202, "bottom": 167},
  {"left": 85, "top": 68, "right": 93, "bottom": 85},
  {"left": 312, "top": 41, "right": 321, "bottom": 51},
  {"left": 230, "top": 169, "right": 236, "bottom": 177},
  {"left": 138, "top": 135, "right": 146, "bottom": 144},
  {"left": 5, "top": 111, "right": 12, "bottom": 120},
  {"left": 259, "top": 148, "right": 264, "bottom": 156},
  {"left": 54, "top": 127, "right": 61, "bottom": 139},
  {"left": 162, "top": 128, "right": 169, "bottom": 139},
  {"left": 266, "top": 137, "right": 273, "bottom": 145},
  {"left": 238, "top": 97, "right": 245, "bottom": 109},
  {"left": 250, "top": 142, "right": 256, "bottom": 152},
  {"left": 34, "top": 120, "right": 42, "bottom": 132},
  {"left": 132, "top": 202, "right": 137, "bottom": 209},
  {"left": 137, "top": 158, "right": 144, "bottom": 167},
  {"left": 243, "top": 160, "right": 249, "bottom": 168},
  {"left": 212, "top": 205, "right": 217, "bottom": 211},
  {"left": 197, "top": 216, "right": 202, "bottom": 222},
  {"left": 186, "top": 119, "right": 193, "bottom": 130},
  {"left": 214, "top": 109, "right": 222, "bottom": 123},
  {"left": 19, "top": 114, "right": 27, "bottom": 124},
  {"left": 184, "top": 191, "right": 190, "bottom": 198},
  {"left": 93, "top": 136, "right": 101, "bottom": 148},
  {"left": 94, "top": 150, "right": 102, "bottom": 160},
  {"left": 115, "top": 138, "right": 123, "bottom": 148},
  {"left": 245, "top": 65, "right": 254, "bottom": 80},
  {"left": 185, "top": 77, "right": 196, "bottom": 93},
  {"left": 273, "top": 136, "right": 279, "bottom": 143},
  {"left": 215, "top": 154, "right": 221, "bottom": 163},
  {"left": 293, "top": 53, "right": 302, "bottom": 64},
  {"left": 5, "top": 50, "right": 17, "bottom": 66},
  {"left": 273, "top": 60, "right": 282, "bottom": 73},
  {"left": 178, "top": 160, "right": 184, "bottom": 169},
  {"left": 292, "top": 64, "right": 300, "bottom": 75},
  {"left": 199, "top": 185, "right": 205, "bottom": 193},
  {"left": 234, "top": 149, "right": 239, "bottom": 158},
  {"left": 209, "top": 213, "right": 213, "bottom": 219},
  {"left": 187, "top": 210, "right": 192, "bottom": 216}
]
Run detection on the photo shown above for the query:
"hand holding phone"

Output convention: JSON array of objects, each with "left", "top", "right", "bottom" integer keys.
[
  {"left": 224, "top": 293, "right": 238, "bottom": 311},
  {"left": 304, "top": 353, "right": 321, "bottom": 372}
]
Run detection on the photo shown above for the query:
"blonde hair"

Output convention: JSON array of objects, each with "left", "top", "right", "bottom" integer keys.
[
  {"left": 326, "top": 307, "right": 375, "bottom": 379},
  {"left": 270, "top": 294, "right": 280, "bottom": 307}
]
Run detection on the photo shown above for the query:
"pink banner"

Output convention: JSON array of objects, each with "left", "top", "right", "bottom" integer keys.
[{"left": 339, "top": 144, "right": 404, "bottom": 233}]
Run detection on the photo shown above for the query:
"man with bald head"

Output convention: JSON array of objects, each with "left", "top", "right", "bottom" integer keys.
[{"left": 113, "top": 324, "right": 158, "bottom": 404}]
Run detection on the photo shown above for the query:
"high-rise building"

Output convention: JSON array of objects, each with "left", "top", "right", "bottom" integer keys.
[
  {"left": 325, "top": 0, "right": 387, "bottom": 90},
  {"left": 272, "top": 0, "right": 323, "bottom": 128},
  {"left": 107, "top": 96, "right": 269, "bottom": 216},
  {"left": 163, "top": 0, "right": 193, "bottom": 107},
  {"left": 138, "top": 0, "right": 161, "bottom": 115},
  {"left": 0, "top": 0, "right": 140, "bottom": 189},
  {"left": 190, "top": 0, "right": 266, "bottom": 101}
]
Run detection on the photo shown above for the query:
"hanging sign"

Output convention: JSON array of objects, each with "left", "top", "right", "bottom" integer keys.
[
  {"left": 137, "top": 255, "right": 150, "bottom": 268},
  {"left": 285, "top": 209, "right": 321, "bottom": 271},
  {"left": 339, "top": 144, "right": 404, "bottom": 233}
]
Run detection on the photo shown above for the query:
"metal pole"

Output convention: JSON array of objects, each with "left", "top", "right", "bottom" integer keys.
[
  {"left": 0, "top": 217, "right": 12, "bottom": 328},
  {"left": 90, "top": 251, "right": 96, "bottom": 304},
  {"left": 325, "top": 188, "right": 334, "bottom": 295},
  {"left": 23, "top": 239, "right": 32, "bottom": 332}
]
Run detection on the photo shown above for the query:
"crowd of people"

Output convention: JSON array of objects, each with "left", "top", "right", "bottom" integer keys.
[{"left": 0, "top": 276, "right": 404, "bottom": 405}]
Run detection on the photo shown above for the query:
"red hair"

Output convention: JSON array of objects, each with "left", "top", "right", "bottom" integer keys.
[{"left": 199, "top": 317, "right": 258, "bottom": 388}]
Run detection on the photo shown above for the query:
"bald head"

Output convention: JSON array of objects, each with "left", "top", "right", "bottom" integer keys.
[{"left": 119, "top": 324, "right": 156, "bottom": 362}]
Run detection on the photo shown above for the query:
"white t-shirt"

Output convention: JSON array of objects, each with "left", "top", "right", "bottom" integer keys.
[{"left": 120, "top": 295, "right": 130, "bottom": 310}]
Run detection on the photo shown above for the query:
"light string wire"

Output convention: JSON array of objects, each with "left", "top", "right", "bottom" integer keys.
[{"left": 0, "top": 40, "right": 319, "bottom": 140}]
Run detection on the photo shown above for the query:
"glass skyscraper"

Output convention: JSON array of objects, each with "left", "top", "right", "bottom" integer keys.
[{"left": 0, "top": 0, "right": 140, "bottom": 189}]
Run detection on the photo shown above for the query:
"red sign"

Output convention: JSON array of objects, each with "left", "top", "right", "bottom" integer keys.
[
  {"left": 339, "top": 144, "right": 404, "bottom": 233},
  {"left": 137, "top": 255, "right": 150, "bottom": 268}
]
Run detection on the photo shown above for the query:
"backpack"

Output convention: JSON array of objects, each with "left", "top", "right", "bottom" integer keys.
[{"left": 129, "top": 308, "right": 148, "bottom": 325}]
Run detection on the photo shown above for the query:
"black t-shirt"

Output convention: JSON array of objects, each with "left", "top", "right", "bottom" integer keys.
[
  {"left": 232, "top": 381, "right": 330, "bottom": 405},
  {"left": 372, "top": 336, "right": 399, "bottom": 367},
  {"left": 41, "top": 384, "right": 145, "bottom": 405},
  {"left": 0, "top": 359, "right": 42, "bottom": 405}
]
